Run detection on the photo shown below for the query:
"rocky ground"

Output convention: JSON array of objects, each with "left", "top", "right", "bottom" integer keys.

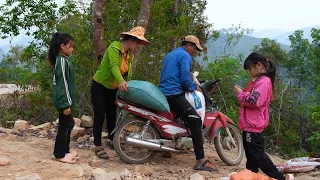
[{"left": 0, "top": 119, "right": 320, "bottom": 180}]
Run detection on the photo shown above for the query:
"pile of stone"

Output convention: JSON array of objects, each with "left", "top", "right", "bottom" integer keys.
[{"left": 1, "top": 115, "right": 95, "bottom": 146}]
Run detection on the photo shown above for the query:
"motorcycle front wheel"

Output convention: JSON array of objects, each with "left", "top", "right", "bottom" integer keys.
[
  {"left": 214, "top": 123, "right": 244, "bottom": 165},
  {"left": 113, "top": 116, "right": 160, "bottom": 164}
]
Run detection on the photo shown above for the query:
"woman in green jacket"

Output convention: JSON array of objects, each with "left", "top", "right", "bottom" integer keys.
[{"left": 91, "top": 26, "right": 150, "bottom": 159}]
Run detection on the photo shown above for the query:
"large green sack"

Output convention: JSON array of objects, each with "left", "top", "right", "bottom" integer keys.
[{"left": 117, "top": 80, "right": 170, "bottom": 112}]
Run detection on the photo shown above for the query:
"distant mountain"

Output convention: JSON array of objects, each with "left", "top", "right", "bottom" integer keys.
[
  {"left": 272, "top": 26, "right": 320, "bottom": 45},
  {"left": 252, "top": 29, "right": 285, "bottom": 39},
  {"left": 198, "top": 33, "right": 291, "bottom": 65},
  {"left": 251, "top": 26, "right": 320, "bottom": 45}
]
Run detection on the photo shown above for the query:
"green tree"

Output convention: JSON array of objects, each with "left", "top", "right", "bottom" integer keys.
[
  {"left": 306, "top": 28, "right": 320, "bottom": 153},
  {"left": 0, "top": 0, "right": 58, "bottom": 42},
  {"left": 286, "top": 30, "right": 314, "bottom": 90},
  {"left": 253, "top": 38, "right": 289, "bottom": 67},
  {"left": 201, "top": 57, "right": 247, "bottom": 122}
]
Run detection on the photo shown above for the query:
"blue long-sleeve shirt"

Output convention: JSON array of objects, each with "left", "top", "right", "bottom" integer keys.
[{"left": 159, "top": 46, "right": 197, "bottom": 95}]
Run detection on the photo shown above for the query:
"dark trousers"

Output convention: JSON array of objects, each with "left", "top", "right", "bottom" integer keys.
[
  {"left": 166, "top": 93, "right": 205, "bottom": 160},
  {"left": 243, "top": 131, "right": 285, "bottom": 180},
  {"left": 91, "top": 80, "right": 117, "bottom": 146},
  {"left": 53, "top": 113, "right": 74, "bottom": 158}
]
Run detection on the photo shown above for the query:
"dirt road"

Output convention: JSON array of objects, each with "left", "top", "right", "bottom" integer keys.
[{"left": 0, "top": 132, "right": 319, "bottom": 180}]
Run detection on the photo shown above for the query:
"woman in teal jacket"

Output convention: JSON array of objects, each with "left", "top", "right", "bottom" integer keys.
[{"left": 91, "top": 26, "right": 150, "bottom": 159}]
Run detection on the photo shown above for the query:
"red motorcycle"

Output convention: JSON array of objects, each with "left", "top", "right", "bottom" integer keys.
[{"left": 111, "top": 79, "right": 244, "bottom": 165}]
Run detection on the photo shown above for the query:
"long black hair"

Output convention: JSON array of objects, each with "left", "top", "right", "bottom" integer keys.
[
  {"left": 244, "top": 52, "right": 276, "bottom": 88},
  {"left": 48, "top": 32, "right": 74, "bottom": 66}
]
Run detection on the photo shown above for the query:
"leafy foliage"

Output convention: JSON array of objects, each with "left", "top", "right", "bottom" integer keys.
[{"left": 201, "top": 57, "right": 247, "bottom": 122}]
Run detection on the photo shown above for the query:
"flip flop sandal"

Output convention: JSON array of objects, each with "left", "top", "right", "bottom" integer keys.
[
  {"left": 95, "top": 148, "right": 109, "bottom": 159},
  {"left": 193, "top": 159, "right": 217, "bottom": 172}
]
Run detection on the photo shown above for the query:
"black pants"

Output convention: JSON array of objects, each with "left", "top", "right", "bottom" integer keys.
[
  {"left": 91, "top": 80, "right": 117, "bottom": 146},
  {"left": 166, "top": 93, "right": 205, "bottom": 160},
  {"left": 243, "top": 131, "right": 285, "bottom": 180},
  {"left": 53, "top": 113, "right": 74, "bottom": 158}
]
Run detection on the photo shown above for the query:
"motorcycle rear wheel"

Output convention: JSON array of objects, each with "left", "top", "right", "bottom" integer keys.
[
  {"left": 113, "top": 116, "right": 160, "bottom": 164},
  {"left": 214, "top": 123, "right": 244, "bottom": 165}
]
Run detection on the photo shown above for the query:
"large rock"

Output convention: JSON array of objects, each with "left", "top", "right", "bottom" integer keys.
[
  {"left": 89, "top": 158, "right": 102, "bottom": 168},
  {"left": 134, "top": 165, "right": 153, "bottom": 176},
  {"left": 92, "top": 168, "right": 121, "bottom": 180},
  {"left": 14, "top": 119, "right": 29, "bottom": 131},
  {"left": 78, "top": 163, "right": 94, "bottom": 177},
  {"left": 80, "top": 115, "right": 93, "bottom": 128},
  {"left": 15, "top": 174, "right": 41, "bottom": 180},
  {"left": 0, "top": 127, "right": 19, "bottom": 135},
  {"left": 28, "top": 122, "right": 52, "bottom": 132},
  {"left": 0, "top": 156, "right": 11, "bottom": 166},
  {"left": 70, "top": 126, "right": 85, "bottom": 138},
  {"left": 73, "top": 166, "right": 84, "bottom": 177},
  {"left": 73, "top": 118, "right": 81, "bottom": 127},
  {"left": 77, "top": 135, "right": 89, "bottom": 143},
  {"left": 39, "top": 130, "right": 48, "bottom": 137},
  {"left": 0, "top": 127, "right": 8, "bottom": 133},
  {"left": 104, "top": 172, "right": 121, "bottom": 180},
  {"left": 189, "top": 173, "right": 204, "bottom": 180},
  {"left": 89, "top": 137, "right": 94, "bottom": 143},
  {"left": 119, "top": 168, "right": 131, "bottom": 179}
]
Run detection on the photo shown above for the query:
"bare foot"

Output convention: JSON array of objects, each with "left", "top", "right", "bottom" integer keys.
[
  {"left": 66, "top": 152, "right": 79, "bottom": 161},
  {"left": 70, "top": 151, "right": 79, "bottom": 160},
  {"left": 55, "top": 155, "right": 76, "bottom": 164}
]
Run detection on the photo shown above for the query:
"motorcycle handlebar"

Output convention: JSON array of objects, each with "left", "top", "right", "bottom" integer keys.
[{"left": 200, "top": 78, "right": 222, "bottom": 91}]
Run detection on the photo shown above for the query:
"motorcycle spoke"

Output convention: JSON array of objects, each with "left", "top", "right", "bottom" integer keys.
[{"left": 116, "top": 119, "right": 158, "bottom": 162}]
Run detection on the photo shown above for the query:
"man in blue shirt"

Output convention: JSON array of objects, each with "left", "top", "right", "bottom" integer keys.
[{"left": 159, "top": 35, "right": 217, "bottom": 172}]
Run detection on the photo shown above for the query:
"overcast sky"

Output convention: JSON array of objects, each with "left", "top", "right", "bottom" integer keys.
[
  {"left": 205, "top": 0, "right": 320, "bottom": 32},
  {"left": 0, "top": 0, "right": 319, "bottom": 33}
]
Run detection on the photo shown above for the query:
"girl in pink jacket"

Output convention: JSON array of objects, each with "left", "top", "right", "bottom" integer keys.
[{"left": 234, "top": 52, "right": 294, "bottom": 180}]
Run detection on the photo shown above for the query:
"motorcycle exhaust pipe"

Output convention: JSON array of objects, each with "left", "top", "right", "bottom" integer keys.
[{"left": 126, "top": 137, "right": 180, "bottom": 152}]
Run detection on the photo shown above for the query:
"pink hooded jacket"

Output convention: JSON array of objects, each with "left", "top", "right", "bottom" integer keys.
[{"left": 237, "top": 76, "right": 273, "bottom": 133}]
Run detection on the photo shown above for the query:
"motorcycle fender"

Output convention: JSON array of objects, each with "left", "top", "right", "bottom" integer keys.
[
  {"left": 209, "top": 112, "right": 236, "bottom": 140},
  {"left": 209, "top": 119, "right": 223, "bottom": 140},
  {"left": 217, "top": 112, "right": 236, "bottom": 126}
]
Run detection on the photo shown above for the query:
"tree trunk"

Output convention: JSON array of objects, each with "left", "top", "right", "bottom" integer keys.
[
  {"left": 132, "top": 0, "right": 152, "bottom": 73},
  {"left": 92, "top": 0, "right": 108, "bottom": 61},
  {"left": 170, "top": 0, "right": 180, "bottom": 50}
]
